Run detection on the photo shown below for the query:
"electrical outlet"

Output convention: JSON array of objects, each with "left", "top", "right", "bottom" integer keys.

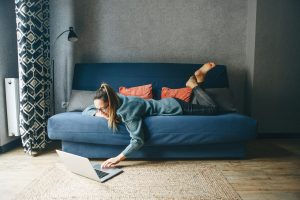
[{"left": 61, "top": 101, "right": 69, "bottom": 109}]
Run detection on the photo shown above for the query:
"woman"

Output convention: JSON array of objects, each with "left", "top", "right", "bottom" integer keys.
[{"left": 82, "top": 62, "right": 218, "bottom": 168}]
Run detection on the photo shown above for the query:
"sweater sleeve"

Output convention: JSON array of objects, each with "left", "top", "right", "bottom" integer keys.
[
  {"left": 82, "top": 104, "right": 97, "bottom": 116},
  {"left": 121, "top": 118, "right": 145, "bottom": 157}
]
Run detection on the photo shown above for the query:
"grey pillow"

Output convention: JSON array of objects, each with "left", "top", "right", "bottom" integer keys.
[
  {"left": 192, "top": 88, "right": 238, "bottom": 113},
  {"left": 67, "top": 90, "right": 95, "bottom": 112}
]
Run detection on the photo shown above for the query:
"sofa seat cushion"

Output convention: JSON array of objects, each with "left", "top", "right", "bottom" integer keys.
[{"left": 47, "top": 112, "right": 256, "bottom": 146}]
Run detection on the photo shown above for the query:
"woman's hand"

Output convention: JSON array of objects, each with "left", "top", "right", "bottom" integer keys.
[
  {"left": 95, "top": 110, "right": 109, "bottom": 120},
  {"left": 101, "top": 153, "right": 126, "bottom": 168}
]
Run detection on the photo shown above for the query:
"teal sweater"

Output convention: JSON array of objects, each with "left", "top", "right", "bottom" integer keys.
[{"left": 82, "top": 93, "right": 183, "bottom": 157}]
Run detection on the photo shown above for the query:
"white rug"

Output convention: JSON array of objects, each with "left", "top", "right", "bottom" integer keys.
[{"left": 13, "top": 161, "right": 241, "bottom": 200}]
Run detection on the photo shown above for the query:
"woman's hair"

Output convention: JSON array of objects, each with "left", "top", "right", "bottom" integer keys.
[{"left": 94, "top": 83, "right": 120, "bottom": 132}]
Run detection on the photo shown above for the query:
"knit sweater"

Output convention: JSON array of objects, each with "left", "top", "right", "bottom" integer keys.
[{"left": 82, "top": 93, "right": 183, "bottom": 157}]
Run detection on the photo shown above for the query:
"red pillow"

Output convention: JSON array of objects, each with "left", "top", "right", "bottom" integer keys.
[
  {"left": 161, "top": 87, "right": 193, "bottom": 102},
  {"left": 119, "top": 84, "right": 153, "bottom": 99}
]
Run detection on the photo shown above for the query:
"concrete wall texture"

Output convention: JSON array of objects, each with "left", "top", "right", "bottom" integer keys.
[
  {"left": 54, "top": 0, "right": 249, "bottom": 115},
  {"left": 0, "top": 0, "right": 299, "bottom": 146}
]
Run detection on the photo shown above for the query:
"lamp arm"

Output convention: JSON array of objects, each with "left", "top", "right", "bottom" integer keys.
[
  {"left": 51, "top": 29, "right": 70, "bottom": 97},
  {"left": 52, "top": 29, "right": 70, "bottom": 47}
]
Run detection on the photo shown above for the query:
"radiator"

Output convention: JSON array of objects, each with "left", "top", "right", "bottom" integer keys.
[{"left": 5, "top": 78, "right": 20, "bottom": 136}]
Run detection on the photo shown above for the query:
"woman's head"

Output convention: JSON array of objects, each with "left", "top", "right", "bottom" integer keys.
[{"left": 94, "top": 83, "right": 120, "bottom": 132}]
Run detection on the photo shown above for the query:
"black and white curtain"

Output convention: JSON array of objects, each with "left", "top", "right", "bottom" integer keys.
[{"left": 15, "top": 0, "right": 52, "bottom": 155}]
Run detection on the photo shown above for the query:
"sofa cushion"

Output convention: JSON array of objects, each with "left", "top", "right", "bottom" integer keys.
[
  {"left": 161, "top": 87, "right": 193, "bottom": 102},
  {"left": 119, "top": 84, "right": 153, "bottom": 99},
  {"left": 47, "top": 112, "right": 256, "bottom": 146},
  {"left": 67, "top": 90, "right": 95, "bottom": 112}
]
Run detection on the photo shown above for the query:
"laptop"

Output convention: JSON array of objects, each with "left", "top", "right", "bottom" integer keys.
[{"left": 56, "top": 150, "right": 123, "bottom": 183}]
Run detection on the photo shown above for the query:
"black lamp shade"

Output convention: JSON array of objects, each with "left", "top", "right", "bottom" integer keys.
[{"left": 67, "top": 27, "right": 78, "bottom": 42}]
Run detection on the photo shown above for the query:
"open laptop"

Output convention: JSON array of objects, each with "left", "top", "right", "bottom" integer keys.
[{"left": 56, "top": 150, "right": 123, "bottom": 183}]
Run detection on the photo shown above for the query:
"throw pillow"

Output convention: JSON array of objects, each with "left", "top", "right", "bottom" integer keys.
[
  {"left": 161, "top": 87, "right": 193, "bottom": 102},
  {"left": 119, "top": 84, "right": 153, "bottom": 99},
  {"left": 67, "top": 90, "right": 95, "bottom": 112}
]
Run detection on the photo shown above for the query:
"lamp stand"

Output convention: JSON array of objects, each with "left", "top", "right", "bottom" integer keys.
[{"left": 51, "top": 27, "right": 78, "bottom": 116}]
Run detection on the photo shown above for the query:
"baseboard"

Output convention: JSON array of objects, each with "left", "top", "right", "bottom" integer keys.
[
  {"left": 0, "top": 138, "right": 22, "bottom": 153},
  {"left": 258, "top": 133, "right": 300, "bottom": 139}
]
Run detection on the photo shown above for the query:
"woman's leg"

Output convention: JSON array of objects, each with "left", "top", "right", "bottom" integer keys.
[
  {"left": 191, "top": 62, "right": 216, "bottom": 108},
  {"left": 191, "top": 85, "right": 217, "bottom": 107},
  {"left": 175, "top": 94, "right": 218, "bottom": 115},
  {"left": 194, "top": 62, "right": 216, "bottom": 83},
  {"left": 180, "top": 76, "right": 218, "bottom": 115}
]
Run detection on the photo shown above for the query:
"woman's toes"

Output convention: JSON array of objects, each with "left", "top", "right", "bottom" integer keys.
[
  {"left": 196, "top": 62, "right": 215, "bottom": 74},
  {"left": 209, "top": 62, "right": 216, "bottom": 68}
]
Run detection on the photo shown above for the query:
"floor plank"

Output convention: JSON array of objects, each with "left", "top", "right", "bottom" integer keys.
[{"left": 0, "top": 139, "right": 300, "bottom": 200}]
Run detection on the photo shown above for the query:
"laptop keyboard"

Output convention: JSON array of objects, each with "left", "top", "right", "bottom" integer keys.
[{"left": 95, "top": 169, "right": 109, "bottom": 178}]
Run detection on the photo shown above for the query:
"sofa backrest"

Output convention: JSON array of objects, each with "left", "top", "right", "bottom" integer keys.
[{"left": 72, "top": 63, "right": 229, "bottom": 99}]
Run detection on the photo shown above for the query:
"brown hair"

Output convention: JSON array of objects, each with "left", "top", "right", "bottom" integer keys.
[{"left": 94, "top": 83, "right": 120, "bottom": 132}]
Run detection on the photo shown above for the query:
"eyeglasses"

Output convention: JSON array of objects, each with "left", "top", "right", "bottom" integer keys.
[{"left": 96, "top": 104, "right": 109, "bottom": 112}]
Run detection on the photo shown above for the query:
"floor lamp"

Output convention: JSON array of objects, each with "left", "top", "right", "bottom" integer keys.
[{"left": 52, "top": 27, "right": 78, "bottom": 115}]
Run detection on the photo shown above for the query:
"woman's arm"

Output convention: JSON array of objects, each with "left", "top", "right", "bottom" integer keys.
[
  {"left": 101, "top": 119, "right": 145, "bottom": 168},
  {"left": 82, "top": 104, "right": 109, "bottom": 120},
  {"left": 95, "top": 110, "right": 109, "bottom": 120},
  {"left": 121, "top": 119, "right": 145, "bottom": 156},
  {"left": 82, "top": 105, "right": 97, "bottom": 116}
]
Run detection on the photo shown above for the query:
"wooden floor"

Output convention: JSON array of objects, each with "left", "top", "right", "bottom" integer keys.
[{"left": 1, "top": 139, "right": 300, "bottom": 200}]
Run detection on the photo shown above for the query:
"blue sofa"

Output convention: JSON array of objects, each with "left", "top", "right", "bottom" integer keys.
[{"left": 47, "top": 63, "right": 257, "bottom": 159}]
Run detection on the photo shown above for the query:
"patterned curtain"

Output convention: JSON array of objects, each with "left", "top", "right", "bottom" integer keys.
[{"left": 15, "top": 0, "right": 52, "bottom": 155}]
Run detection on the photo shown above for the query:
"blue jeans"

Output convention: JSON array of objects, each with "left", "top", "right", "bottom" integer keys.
[{"left": 174, "top": 85, "right": 218, "bottom": 115}]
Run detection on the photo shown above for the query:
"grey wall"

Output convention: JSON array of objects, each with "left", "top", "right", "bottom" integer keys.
[
  {"left": 252, "top": 0, "right": 300, "bottom": 133},
  {"left": 0, "top": 1, "right": 19, "bottom": 146},
  {"left": 39, "top": 0, "right": 300, "bottom": 135},
  {"left": 51, "top": 0, "right": 249, "bottom": 114}
]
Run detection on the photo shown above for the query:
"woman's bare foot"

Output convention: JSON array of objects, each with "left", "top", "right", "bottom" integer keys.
[
  {"left": 194, "top": 62, "right": 216, "bottom": 83},
  {"left": 186, "top": 75, "right": 198, "bottom": 89}
]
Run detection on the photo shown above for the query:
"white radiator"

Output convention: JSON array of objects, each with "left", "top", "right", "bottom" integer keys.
[{"left": 5, "top": 78, "right": 20, "bottom": 136}]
